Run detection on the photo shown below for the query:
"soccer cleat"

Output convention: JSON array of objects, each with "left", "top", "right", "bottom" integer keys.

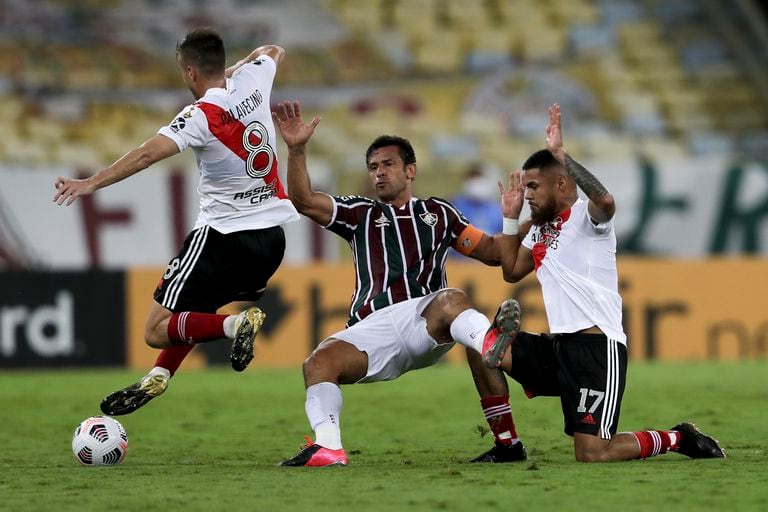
[
  {"left": 482, "top": 299, "right": 522, "bottom": 368},
  {"left": 280, "top": 437, "right": 348, "bottom": 467},
  {"left": 100, "top": 374, "right": 169, "bottom": 416},
  {"left": 230, "top": 306, "right": 266, "bottom": 372},
  {"left": 469, "top": 441, "right": 527, "bottom": 463},
  {"left": 671, "top": 422, "right": 726, "bottom": 459}
]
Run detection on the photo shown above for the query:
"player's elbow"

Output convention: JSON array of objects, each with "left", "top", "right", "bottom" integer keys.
[
  {"left": 502, "top": 268, "right": 523, "bottom": 283},
  {"left": 260, "top": 44, "right": 285, "bottom": 64},
  {"left": 593, "top": 194, "right": 615, "bottom": 219}
]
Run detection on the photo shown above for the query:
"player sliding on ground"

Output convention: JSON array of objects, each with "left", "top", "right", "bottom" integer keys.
[
  {"left": 272, "top": 100, "right": 528, "bottom": 467},
  {"left": 481, "top": 103, "right": 725, "bottom": 461},
  {"left": 53, "top": 28, "right": 298, "bottom": 415}
]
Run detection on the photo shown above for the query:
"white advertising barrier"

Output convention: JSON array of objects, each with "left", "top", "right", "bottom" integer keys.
[
  {"left": 0, "top": 156, "right": 766, "bottom": 269},
  {"left": 0, "top": 164, "right": 337, "bottom": 268}
]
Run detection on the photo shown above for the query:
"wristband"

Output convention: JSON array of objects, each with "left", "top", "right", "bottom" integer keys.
[{"left": 502, "top": 218, "right": 519, "bottom": 236}]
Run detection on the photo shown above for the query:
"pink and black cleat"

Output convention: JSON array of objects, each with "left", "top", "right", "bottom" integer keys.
[
  {"left": 482, "top": 299, "right": 522, "bottom": 368},
  {"left": 280, "top": 437, "right": 348, "bottom": 467}
]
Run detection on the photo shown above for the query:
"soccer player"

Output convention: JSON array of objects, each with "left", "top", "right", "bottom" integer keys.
[
  {"left": 482, "top": 103, "right": 726, "bottom": 461},
  {"left": 53, "top": 28, "right": 298, "bottom": 415},
  {"left": 272, "top": 100, "right": 526, "bottom": 467}
]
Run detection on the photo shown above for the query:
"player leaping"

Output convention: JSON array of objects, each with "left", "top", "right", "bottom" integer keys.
[{"left": 53, "top": 28, "right": 298, "bottom": 415}]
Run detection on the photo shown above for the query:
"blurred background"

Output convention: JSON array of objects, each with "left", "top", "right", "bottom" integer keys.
[{"left": 1, "top": 0, "right": 766, "bottom": 369}]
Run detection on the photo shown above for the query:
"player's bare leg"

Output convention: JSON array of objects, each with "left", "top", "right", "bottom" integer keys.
[
  {"left": 100, "top": 303, "right": 175, "bottom": 415},
  {"left": 573, "top": 426, "right": 725, "bottom": 462},
  {"left": 574, "top": 432, "right": 645, "bottom": 462},
  {"left": 281, "top": 339, "right": 367, "bottom": 467},
  {"left": 466, "top": 348, "right": 527, "bottom": 462},
  {"left": 101, "top": 302, "right": 265, "bottom": 415},
  {"left": 418, "top": 290, "right": 526, "bottom": 462}
]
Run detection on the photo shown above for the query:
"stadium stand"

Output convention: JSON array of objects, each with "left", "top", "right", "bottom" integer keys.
[{"left": 0, "top": 0, "right": 766, "bottom": 197}]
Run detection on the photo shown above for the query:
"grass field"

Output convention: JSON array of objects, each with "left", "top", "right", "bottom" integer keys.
[{"left": 1, "top": 361, "right": 766, "bottom": 511}]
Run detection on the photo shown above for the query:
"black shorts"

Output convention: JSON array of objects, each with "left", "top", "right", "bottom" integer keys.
[
  {"left": 154, "top": 225, "right": 285, "bottom": 313},
  {"left": 507, "top": 331, "right": 627, "bottom": 439}
]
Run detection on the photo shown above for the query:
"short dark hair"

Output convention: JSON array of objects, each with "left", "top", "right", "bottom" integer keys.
[
  {"left": 522, "top": 149, "right": 561, "bottom": 173},
  {"left": 176, "top": 28, "right": 226, "bottom": 77},
  {"left": 365, "top": 135, "right": 416, "bottom": 167}
]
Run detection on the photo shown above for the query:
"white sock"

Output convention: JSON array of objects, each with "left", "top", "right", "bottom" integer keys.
[
  {"left": 305, "top": 382, "right": 343, "bottom": 450},
  {"left": 222, "top": 315, "right": 237, "bottom": 339},
  {"left": 449, "top": 309, "right": 490, "bottom": 353},
  {"left": 147, "top": 366, "right": 171, "bottom": 380}
]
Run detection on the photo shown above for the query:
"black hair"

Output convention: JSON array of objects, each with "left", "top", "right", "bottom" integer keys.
[
  {"left": 365, "top": 135, "right": 416, "bottom": 167},
  {"left": 176, "top": 28, "right": 226, "bottom": 77},
  {"left": 522, "top": 149, "right": 562, "bottom": 173}
]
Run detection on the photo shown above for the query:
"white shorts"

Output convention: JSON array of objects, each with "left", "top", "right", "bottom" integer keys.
[{"left": 327, "top": 290, "right": 457, "bottom": 383}]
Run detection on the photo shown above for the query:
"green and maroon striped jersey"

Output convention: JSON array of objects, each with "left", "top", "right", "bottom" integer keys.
[{"left": 326, "top": 195, "right": 472, "bottom": 326}]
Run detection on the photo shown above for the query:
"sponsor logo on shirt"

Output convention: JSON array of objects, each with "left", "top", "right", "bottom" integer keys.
[
  {"left": 233, "top": 180, "right": 277, "bottom": 204},
  {"left": 531, "top": 215, "right": 565, "bottom": 250},
  {"left": 170, "top": 117, "right": 186, "bottom": 133},
  {"left": 374, "top": 213, "right": 391, "bottom": 228}
]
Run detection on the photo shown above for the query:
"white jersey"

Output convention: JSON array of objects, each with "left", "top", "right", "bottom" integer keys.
[
  {"left": 158, "top": 55, "right": 299, "bottom": 234},
  {"left": 522, "top": 198, "right": 627, "bottom": 344}
]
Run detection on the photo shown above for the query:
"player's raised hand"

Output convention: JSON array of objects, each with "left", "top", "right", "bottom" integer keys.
[
  {"left": 498, "top": 169, "right": 524, "bottom": 220},
  {"left": 53, "top": 176, "right": 95, "bottom": 206},
  {"left": 545, "top": 103, "right": 566, "bottom": 162},
  {"left": 272, "top": 100, "right": 321, "bottom": 149}
]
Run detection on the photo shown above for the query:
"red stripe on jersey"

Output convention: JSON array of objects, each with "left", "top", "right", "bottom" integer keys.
[
  {"left": 532, "top": 206, "right": 572, "bottom": 270},
  {"left": 197, "top": 101, "right": 287, "bottom": 199},
  {"left": 388, "top": 206, "right": 415, "bottom": 301},
  {"left": 368, "top": 211, "right": 386, "bottom": 296}
]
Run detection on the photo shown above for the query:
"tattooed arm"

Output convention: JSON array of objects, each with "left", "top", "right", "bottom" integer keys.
[{"left": 545, "top": 103, "right": 616, "bottom": 223}]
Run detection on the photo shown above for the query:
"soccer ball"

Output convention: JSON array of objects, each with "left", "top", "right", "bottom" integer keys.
[{"left": 71, "top": 416, "right": 128, "bottom": 466}]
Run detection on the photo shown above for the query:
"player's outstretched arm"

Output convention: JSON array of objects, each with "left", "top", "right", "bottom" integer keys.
[
  {"left": 272, "top": 100, "right": 333, "bottom": 225},
  {"left": 545, "top": 103, "right": 615, "bottom": 223},
  {"left": 53, "top": 134, "right": 179, "bottom": 206},
  {"left": 226, "top": 45, "right": 285, "bottom": 77}
]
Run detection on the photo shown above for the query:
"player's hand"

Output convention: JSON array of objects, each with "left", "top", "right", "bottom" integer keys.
[
  {"left": 272, "top": 100, "right": 321, "bottom": 149},
  {"left": 53, "top": 177, "right": 96, "bottom": 206},
  {"left": 545, "top": 103, "right": 566, "bottom": 162},
  {"left": 498, "top": 169, "right": 524, "bottom": 219}
]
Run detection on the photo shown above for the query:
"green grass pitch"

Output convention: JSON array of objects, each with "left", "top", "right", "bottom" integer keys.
[{"left": 1, "top": 361, "right": 766, "bottom": 511}]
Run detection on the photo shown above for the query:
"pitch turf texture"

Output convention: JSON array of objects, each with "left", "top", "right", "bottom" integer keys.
[{"left": 1, "top": 362, "right": 765, "bottom": 512}]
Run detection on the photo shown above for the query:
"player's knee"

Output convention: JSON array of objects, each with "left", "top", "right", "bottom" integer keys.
[
  {"left": 574, "top": 448, "right": 610, "bottom": 463},
  {"left": 438, "top": 288, "right": 471, "bottom": 308},
  {"left": 144, "top": 334, "right": 164, "bottom": 349},
  {"left": 302, "top": 351, "right": 329, "bottom": 382},
  {"left": 143, "top": 324, "right": 166, "bottom": 349}
]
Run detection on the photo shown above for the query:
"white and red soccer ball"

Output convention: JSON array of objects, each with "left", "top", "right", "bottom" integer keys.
[{"left": 72, "top": 416, "right": 128, "bottom": 466}]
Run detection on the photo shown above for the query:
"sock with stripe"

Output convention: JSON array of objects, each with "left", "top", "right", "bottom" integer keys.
[
  {"left": 305, "top": 382, "right": 343, "bottom": 450},
  {"left": 153, "top": 345, "right": 193, "bottom": 377},
  {"left": 167, "top": 312, "right": 228, "bottom": 345},
  {"left": 632, "top": 430, "right": 680, "bottom": 459},
  {"left": 449, "top": 309, "right": 491, "bottom": 353},
  {"left": 481, "top": 395, "right": 520, "bottom": 446}
]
